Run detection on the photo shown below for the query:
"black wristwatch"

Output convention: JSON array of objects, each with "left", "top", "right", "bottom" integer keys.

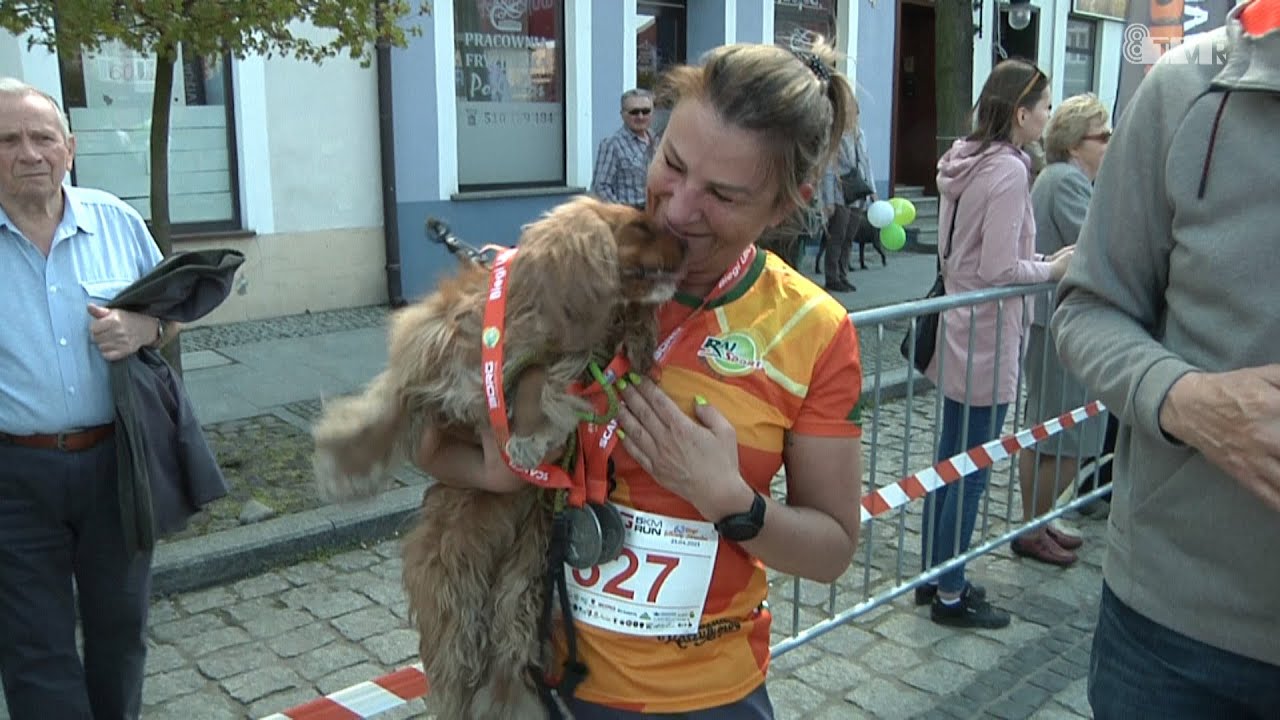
[{"left": 715, "top": 492, "right": 766, "bottom": 542}]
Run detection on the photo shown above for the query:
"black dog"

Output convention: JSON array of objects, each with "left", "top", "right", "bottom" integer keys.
[{"left": 814, "top": 207, "right": 887, "bottom": 273}]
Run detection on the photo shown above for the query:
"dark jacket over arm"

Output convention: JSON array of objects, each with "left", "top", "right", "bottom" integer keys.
[{"left": 107, "top": 249, "right": 245, "bottom": 553}]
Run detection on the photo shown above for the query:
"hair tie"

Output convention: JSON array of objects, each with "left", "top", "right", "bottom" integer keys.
[{"left": 793, "top": 50, "right": 831, "bottom": 84}]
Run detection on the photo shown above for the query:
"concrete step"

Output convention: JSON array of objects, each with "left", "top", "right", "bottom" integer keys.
[
  {"left": 886, "top": 189, "right": 938, "bottom": 221},
  {"left": 904, "top": 227, "right": 938, "bottom": 255},
  {"left": 905, "top": 195, "right": 939, "bottom": 218}
]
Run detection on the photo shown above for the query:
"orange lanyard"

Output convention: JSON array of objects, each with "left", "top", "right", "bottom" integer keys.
[{"left": 481, "top": 247, "right": 580, "bottom": 493}]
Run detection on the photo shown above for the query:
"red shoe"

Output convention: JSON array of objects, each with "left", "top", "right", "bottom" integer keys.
[
  {"left": 1011, "top": 531, "right": 1078, "bottom": 567},
  {"left": 1046, "top": 525, "right": 1083, "bottom": 550}
]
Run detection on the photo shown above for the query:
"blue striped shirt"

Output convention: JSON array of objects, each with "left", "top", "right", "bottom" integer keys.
[
  {"left": 590, "top": 127, "right": 655, "bottom": 206},
  {"left": 0, "top": 186, "right": 162, "bottom": 434}
]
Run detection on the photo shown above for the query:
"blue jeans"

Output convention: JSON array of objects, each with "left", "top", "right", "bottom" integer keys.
[
  {"left": 1089, "top": 583, "right": 1280, "bottom": 719},
  {"left": 920, "top": 399, "right": 1009, "bottom": 594}
]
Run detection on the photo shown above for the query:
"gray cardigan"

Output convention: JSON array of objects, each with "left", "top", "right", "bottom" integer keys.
[
  {"left": 1029, "top": 161, "right": 1090, "bottom": 327},
  {"left": 1051, "top": 13, "right": 1280, "bottom": 667}
]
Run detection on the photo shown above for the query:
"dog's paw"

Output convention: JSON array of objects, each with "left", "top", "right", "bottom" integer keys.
[
  {"left": 505, "top": 434, "right": 556, "bottom": 471},
  {"left": 312, "top": 449, "right": 393, "bottom": 503}
]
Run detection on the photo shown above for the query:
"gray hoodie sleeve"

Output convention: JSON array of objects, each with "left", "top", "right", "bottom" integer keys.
[{"left": 1050, "top": 60, "right": 1197, "bottom": 442}]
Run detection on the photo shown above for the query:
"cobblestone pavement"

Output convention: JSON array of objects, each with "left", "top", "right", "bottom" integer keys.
[
  {"left": 130, "top": 531, "right": 1102, "bottom": 720},
  {"left": 4, "top": 389, "right": 1109, "bottom": 720},
  {"left": 179, "top": 306, "right": 390, "bottom": 352}
]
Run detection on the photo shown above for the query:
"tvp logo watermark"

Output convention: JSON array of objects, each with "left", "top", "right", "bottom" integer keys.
[{"left": 1122, "top": 23, "right": 1229, "bottom": 66}]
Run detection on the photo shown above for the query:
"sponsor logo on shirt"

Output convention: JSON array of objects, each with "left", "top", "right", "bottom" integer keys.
[{"left": 697, "top": 331, "right": 764, "bottom": 377}]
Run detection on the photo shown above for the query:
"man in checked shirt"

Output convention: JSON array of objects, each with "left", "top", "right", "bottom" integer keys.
[{"left": 590, "top": 89, "right": 656, "bottom": 210}]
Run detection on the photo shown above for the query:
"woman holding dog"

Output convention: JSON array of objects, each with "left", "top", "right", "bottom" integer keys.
[
  {"left": 416, "top": 42, "right": 864, "bottom": 719},
  {"left": 917, "top": 59, "right": 1074, "bottom": 630}
]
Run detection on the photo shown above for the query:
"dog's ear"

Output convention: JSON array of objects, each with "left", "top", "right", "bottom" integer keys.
[
  {"left": 613, "top": 220, "right": 655, "bottom": 268},
  {"left": 581, "top": 196, "right": 646, "bottom": 235}
]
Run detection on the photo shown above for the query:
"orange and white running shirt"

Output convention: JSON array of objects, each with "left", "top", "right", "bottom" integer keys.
[{"left": 555, "top": 250, "right": 864, "bottom": 712}]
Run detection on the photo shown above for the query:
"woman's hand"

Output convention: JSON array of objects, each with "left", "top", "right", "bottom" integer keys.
[
  {"left": 1049, "top": 245, "right": 1076, "bottom": 280},
  {"left": 616, "top": 376, "right": 753, "bottom": 520}
]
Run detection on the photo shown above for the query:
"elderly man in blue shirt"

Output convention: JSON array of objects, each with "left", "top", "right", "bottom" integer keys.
[{"left": 0, "top": 77, "right": 173, "bottom": 719}]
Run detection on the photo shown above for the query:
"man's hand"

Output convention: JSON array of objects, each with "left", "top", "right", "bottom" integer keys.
[
  {"left": 87, "top": 304, "right": 158, "bottom": 361},
  {"left": 1160, "top": 366, "right": 1280, "bottom": 512}
]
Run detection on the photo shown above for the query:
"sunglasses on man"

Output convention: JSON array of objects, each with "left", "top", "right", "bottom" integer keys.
[{"left": 626, "top": 107, "right": 653, "bottom": 116}]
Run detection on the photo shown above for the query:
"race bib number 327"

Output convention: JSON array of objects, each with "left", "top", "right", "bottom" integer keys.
[{"left": 565, "top": 505, "right": 719, "bottom": 637}]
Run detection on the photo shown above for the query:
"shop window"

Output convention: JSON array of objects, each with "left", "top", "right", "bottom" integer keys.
[
  {"left": 454, "top": 0, "right": 566, "bottom": 190},
  {"left": 774, "top": 0, "right": 837, "bottom": 52},
  {"left": 1063, "top": 17, "right": 1098, "bottom": 97},
  {"left": 58, "top": 42, "right": 240, "bottom": 231}
]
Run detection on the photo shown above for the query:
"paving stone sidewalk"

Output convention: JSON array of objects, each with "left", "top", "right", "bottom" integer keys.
[
  {"left": 31, "top": 390, "right": 1105, "bottom": 720},
  {"left": 126, "top": 511, "right": 1106, "bottom": 720}
]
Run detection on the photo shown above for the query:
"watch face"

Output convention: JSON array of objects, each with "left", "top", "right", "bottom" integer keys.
[
  {"left": 716, "top": 492, "right": 765, "bottom": 542},
  {"left": 721, "top": 520, "right": 760, "bottom": 542}
]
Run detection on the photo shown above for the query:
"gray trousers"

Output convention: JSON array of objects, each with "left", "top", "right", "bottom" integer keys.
[
  {"left": 0, "top": 438, "right": 151, "bottom": 720},
  {"left": 822, "top": 205, "right": 855, "bottom": 281}
]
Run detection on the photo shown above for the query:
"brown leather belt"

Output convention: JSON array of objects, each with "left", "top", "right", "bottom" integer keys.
[{"left": 0, "top": 424, "right": 115, "bottom": 452}]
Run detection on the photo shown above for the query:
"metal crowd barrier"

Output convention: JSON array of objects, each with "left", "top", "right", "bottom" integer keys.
[
  {"left": 770, "top": 281, "right": 1114, "bottom": 656},
  {"left": 263, "top": 282, "right": 1116, "bottom": 719}
]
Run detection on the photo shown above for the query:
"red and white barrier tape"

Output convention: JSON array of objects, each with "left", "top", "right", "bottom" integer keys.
[
  {"left": 261, "top": 401, "right": 1107, "bottom": 719},
  {"left": 259, "top": 664, "right": 427, "bottom": 720},
  {"left": 859, "top": 400, "right": 1107, "bottom": 524}
]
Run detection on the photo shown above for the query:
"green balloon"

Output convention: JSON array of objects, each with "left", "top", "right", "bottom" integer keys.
[
  {"left": 880, "top": 223, "right": 907, "bottom": 251},
  {"left": 890, "top": 197, "right": 917, "bottom": 227}
]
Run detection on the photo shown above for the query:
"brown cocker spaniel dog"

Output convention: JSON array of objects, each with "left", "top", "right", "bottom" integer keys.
[{"left": 310, "top": 195, "right": 685, "bottom": 719}]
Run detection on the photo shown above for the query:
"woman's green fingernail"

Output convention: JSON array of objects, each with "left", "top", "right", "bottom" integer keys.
[
  {"left": 628, "top": 372, "right": 643, "bottom": 385},
  {"left": 695, "top": 394, "right": 708, "bottom": 406},
  {"left": 616, "top": 378, "right": 628, "bottom": 391},
  {"left": 616, "top": 428, "right": 627, "bottom": 439}
]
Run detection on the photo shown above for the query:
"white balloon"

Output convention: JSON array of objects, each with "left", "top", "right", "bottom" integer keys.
[{"left": 867, "top": 200, "right": 896, "bottom": 229}]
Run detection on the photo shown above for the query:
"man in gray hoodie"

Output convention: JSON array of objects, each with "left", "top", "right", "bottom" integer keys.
[{"left": 1052, "top": 5, "right": 1280, "bottom": 718}]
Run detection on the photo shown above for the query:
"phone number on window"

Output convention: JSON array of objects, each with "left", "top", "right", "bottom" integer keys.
[{"left": 479, "top": 110, "right": 558, "bottom": 126}]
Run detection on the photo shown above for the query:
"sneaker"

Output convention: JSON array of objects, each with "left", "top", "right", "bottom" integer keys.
[
  {"left": 913, "top": 581, "right": 987, "bottom": 606},
  {"left": 930, "top": 587, "right": 1012, "bottom": 629}
]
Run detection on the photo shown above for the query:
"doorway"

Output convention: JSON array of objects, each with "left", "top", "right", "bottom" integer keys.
[
  {"left": 636, "top": 1, "right": 686, "bottom": 91},
  {"left": 893, "top": 1, "right": 937, "bottom": 194}
]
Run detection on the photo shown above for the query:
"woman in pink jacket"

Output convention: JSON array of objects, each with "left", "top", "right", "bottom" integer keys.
[{"left": 919, "top": 59, "right": 1074, "bottom": 629}]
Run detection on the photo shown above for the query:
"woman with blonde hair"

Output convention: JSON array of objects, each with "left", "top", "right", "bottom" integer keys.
[{"left": 1014, "top": 93, "right": 1113, "bottom": 566}]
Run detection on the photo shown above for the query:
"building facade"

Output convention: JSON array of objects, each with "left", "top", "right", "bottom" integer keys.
[{"left": 0, "top": 0, "right": 1130, "bottom": 321}]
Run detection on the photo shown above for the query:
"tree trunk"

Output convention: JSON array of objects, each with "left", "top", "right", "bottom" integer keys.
[
  {"left": 935, "top": 0, "right": 975, "bottom": 163},
  {"left": 150, "top": 42, "right": 183, "bottom": 374}
]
